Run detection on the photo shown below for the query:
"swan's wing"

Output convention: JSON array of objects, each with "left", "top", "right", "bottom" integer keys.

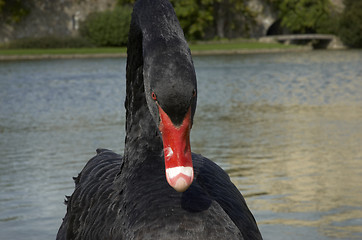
[
  {"left": 192, "top": 153, "right": 263, "bottom": 240},
  {"left": 56, "top": 149, "right": 123, "bottom": 240}
]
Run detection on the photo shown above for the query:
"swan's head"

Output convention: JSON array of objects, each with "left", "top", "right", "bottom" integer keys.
[{"left": 143, "top": 42, "right": 197, "bottom": 192}]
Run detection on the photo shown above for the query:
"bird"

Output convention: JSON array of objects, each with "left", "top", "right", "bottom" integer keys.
[{"left": 56, "top": 0, "right": 262, "bottom": 239}]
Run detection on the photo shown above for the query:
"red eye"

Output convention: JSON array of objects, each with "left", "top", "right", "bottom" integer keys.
[
  {"left": 151, "top": 92, "right": 157, "bottom": 100},
  {"left": 192, "top": 89, "right": 196, "bottom": 97}
]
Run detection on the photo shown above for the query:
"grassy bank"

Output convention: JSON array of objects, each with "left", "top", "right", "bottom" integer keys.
[
  {"left": 190, "top": 40, "right": 299, "bottom": 51},
  {"left": 0, "top": 40, "right": 304, "bottom": 59},
  {"left": 0, "top": 47, "right": 127, "bottom": 56}
]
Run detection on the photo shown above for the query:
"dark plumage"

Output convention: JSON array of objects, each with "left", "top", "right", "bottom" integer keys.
[{"left": 57, "top": 0, "right": 262, "bottom": 239}]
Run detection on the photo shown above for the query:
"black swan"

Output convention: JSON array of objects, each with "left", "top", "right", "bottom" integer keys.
[{"left": 57, "top": 0, "right": 262, "bottom": 239}]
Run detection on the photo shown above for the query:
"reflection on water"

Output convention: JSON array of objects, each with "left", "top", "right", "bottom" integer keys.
[
  {"left": 0, "top": 58, "right": 127, "bottom": 239},
  {"left": 0, "top": 50, "right": 361, "bottom": 239},
  {"left": 192, "top": 50, "right": 362, "bottom": 239},
  {"left": 216, "top": 104, "right": 362, "bottom": 239}
]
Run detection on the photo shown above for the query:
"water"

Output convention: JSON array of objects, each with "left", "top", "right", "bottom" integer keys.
[{"left": 0, "top": 50, "right": 361, "bottom": 239}]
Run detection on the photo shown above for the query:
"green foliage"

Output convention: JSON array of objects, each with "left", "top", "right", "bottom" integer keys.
[
  {"left": 277, "top": 0, "right": 331, "bottom": 33},
  {"left": 189, "top": 39, "right": 299, "bottom": 51},
  {"left": 0, "top": 39, "right": 298, "bottom": 56},
  {"left": 79, "top": 6, "right": 132, "bottom": 47},
  {"left": 116, "top": 0, "right": 253, "bottom": 40},
  {"left": 116, "top": 0, "right": 135, "bottom": 6},
  {"left": 170, "top": 0, "right": 213, "bottom": 40},
  {"left": 0, "top": 0, "right": 29, "bottom": 23},
  {"left": 116, "top": 0, "right": 214, "bottom": 40},
  {"left": 0, "top": 0, "right": 4, "bottom": 11},
  {"left": 6, "top": 36, "right": 94, "bottom": 49},
  {"left": 338, "top": 0, "right": 362, "bottom": 48},
  {"left": 171, "top": 0, "right": 254, "bottom": 40}
]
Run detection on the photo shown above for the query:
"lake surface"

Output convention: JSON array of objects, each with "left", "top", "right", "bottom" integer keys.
[{"left": 0, "top": 50, "right": 361, "bottom": 239}]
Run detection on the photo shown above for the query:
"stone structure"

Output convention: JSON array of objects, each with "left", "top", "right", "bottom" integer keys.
[
  {"left": 0, "top": 0, "right": 116, "bottom": 43},
  {"left": 248, "top": 0, "right": 344, "bottom": 37},
  {"left": 0, "top": 0, "right": 345, "bottom": 44},
  {"left": 247, "top": 0, "right": 278, "bottom": 37}
]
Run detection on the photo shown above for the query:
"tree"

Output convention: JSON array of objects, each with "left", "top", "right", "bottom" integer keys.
[
  {"left": 276, "top": 0, "right": 332, "bottom": 33},
  {"left": 117, "top": 0, "right": 255, "bottom": 40},
  {"left": 0, "top": 0, "right": 29, "bottom": 23},
  {"left": 0, "top": 0, "right": 4, "bottom": 11},
  {"left": 117, "top": 0, "right": 214, "bottom": 40},
  {"left": 171, "top": 0, "right": 255, "bottom": 39},
  {"left": 338, "top": 0, "right": 362, "bottom": 48},
  {"left": 170, "top": 0, "right": 213, "bottom": 40},
  {"left": 117, "top": 0, "right": 136, "bottom": 5},
  {"left": 79, "top": 7, "right": 132, "bottom": 47},
  {"left": 212, "top": 0, "right": 255, "bottom": 39}
]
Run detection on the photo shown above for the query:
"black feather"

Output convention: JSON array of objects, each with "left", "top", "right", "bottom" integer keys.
[{"left": 56, "top": 0, "right": 262, "bottom": 239}]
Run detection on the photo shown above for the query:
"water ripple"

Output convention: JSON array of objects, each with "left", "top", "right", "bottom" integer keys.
[{"left": 1, "top": 51, "right": 362, "bottom": 239}]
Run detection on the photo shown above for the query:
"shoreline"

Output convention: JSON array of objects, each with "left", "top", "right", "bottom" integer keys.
[{"left": 0, "top": 47, "right": 311, "bottom": 61}]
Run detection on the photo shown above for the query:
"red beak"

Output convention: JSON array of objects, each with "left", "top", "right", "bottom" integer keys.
[{"left": 158, "top": 106, "right": 194, "bottom": 192}]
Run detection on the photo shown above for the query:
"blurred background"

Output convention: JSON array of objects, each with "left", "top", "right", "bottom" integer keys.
[
  {"left": 0, "top": 0, "right": 361, "bottom": 48},
  {"left": 0, "top": 0, "right": 362, "bottom": 240}
]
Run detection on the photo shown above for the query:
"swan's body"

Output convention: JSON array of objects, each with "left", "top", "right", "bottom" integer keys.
[{"left": 57, "top": 0, "right": 262, "bottom": 239}]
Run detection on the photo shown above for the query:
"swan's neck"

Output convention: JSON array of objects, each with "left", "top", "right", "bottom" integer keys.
[
  {"left": 124, "top": 77, "right": 162, "bottom": 162},
  {"left": 123, "top": 28, "right": 163, "bottom": 169}
]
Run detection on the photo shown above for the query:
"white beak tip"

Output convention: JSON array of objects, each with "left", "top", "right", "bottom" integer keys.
[{"left": 166, "top": 166, "right": 194, "bottom": 192}]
